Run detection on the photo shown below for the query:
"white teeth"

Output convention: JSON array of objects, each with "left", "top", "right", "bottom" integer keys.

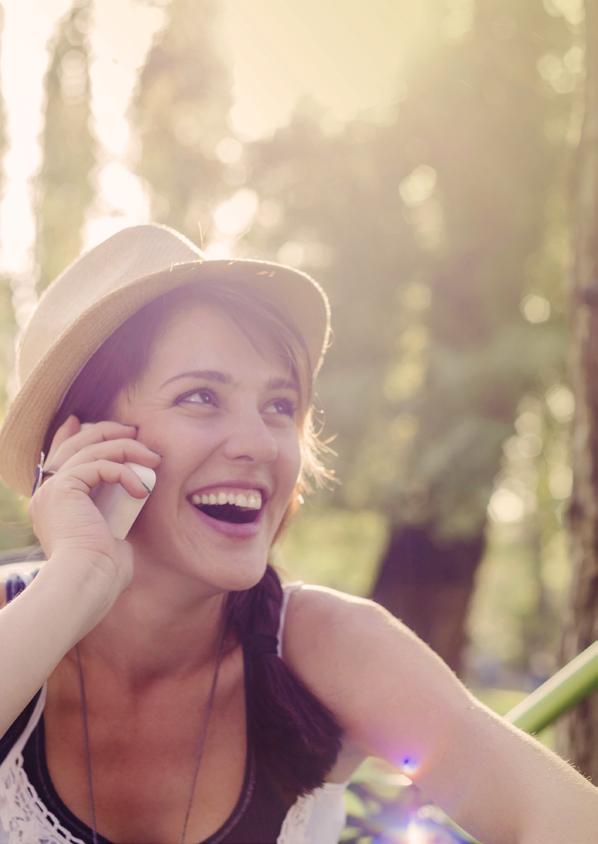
[{"left": 191, "top": 489, "right": 263, "bottom": 510}]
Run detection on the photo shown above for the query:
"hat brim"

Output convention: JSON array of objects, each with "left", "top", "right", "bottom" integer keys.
[{"left": 0, "top": 258, "right": 330, "bottom": 496}]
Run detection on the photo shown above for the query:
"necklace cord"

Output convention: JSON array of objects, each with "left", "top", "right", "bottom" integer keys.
[
  {"left": 179, "top": 625, "right": 226, "bottom": 844},
  {"left": 75, "top": 624, "right": 227, "bottom": 844},
  {"left": 75, "top": 643, "right": 99, "bottom": 844}
]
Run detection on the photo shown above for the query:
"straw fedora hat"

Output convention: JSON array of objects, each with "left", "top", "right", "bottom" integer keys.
[{"left": 0, "top": 223, "right": 331, "bottom": 497}]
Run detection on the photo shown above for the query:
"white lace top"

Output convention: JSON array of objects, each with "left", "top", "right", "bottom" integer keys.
[{"left": 0, "top": 580, "right": 348, "bottom": 844}]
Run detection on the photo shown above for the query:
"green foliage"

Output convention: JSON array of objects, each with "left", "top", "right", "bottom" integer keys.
[
  {"left": 0, "top": 276, "right": 30, "bottom": 549},
  {"left": 243, "top": 0, "right": 575, "bottom": 544},
  {"left": 131, "top": 0, "right": 232, "bottom": 240},
  {"left": 275, "top": 504, "right": 388, "bottom": 595},
  {"left": 0, "top": 276, "right": 14, "bottom": 414},
  {"left": 467, "top": 389, "right": 574, "bottom": 679},
  {"left": 0, "top": 488, "right": 33, "bottom": 551},
  {"left": 35, "top": 0, "right": 95, "bottom": 291}
]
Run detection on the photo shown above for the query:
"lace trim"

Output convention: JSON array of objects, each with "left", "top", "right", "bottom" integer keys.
[
  {"left": 0, "top": 748, "right": 86, "bottom": 843},
  {"left": 0, "top": 759, "right": 346, "bottom": 844},
  {"left": 277, "top": 792, "right": 315, "bottom": 844},
  {"left": 276, "top": 783, "right": 347, "bottom": 844}
]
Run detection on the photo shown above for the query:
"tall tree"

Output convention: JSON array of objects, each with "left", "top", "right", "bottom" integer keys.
[
  {"left": 132, "top": 0, "right": 232, "bottom": 241},
  {"left": 35, "top": 0, "right": 95, "bottom": 292},
  {"left": 0, "top": 4, "right": 30, "bottom": 550},
  {"left": 559, "top": 0, "right": 598, "bottom": 782},
  {"left": 245, "top": 0, "right": 573, "bottom": 673},
  {"left": 367, "top": 0, "right": 572, "bottom": 673}
]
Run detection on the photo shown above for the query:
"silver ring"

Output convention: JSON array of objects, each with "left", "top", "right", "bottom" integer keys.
[{"left": 31, "top": 451, "right": 56, "bottom": 496}]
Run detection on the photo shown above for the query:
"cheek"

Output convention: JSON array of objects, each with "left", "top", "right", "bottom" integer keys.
[{"left": 281, "top": 435, "right": 303, "bottom": 488}]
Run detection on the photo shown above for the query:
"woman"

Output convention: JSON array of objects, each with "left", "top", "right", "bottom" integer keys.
[{"left": 0, "top": 224, "right": 596, "bottom": 844}]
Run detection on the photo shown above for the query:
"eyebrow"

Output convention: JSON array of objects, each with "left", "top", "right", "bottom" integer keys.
[{"left": 160, "top": 369, "right": 299, "bottom": 393}]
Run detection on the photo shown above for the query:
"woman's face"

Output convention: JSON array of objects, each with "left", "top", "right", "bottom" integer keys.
[{"left": 111, "top": 302, "right": 303, "bottom": 593}]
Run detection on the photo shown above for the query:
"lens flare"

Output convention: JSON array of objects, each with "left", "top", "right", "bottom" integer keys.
[
  {"left": 400, "top": 755, "right": 420, "bottom": 777},
  {"left": 405, "top": 819, "right": 432, "bottom": 843}
]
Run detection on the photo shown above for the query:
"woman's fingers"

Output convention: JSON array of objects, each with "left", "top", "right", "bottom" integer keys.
[
  {"left": 46, "top": 414, "right": 81, "bottom": 456},
  {"left": 59, "top": 437, "right": 161, "bottom": 476},
  {"left": 27, "top": 422, "right": 155, "bottom": 614},
  {"left": 45, "top": 419, "right": 139, "bottom": 470},
  {"left": 66, "top": 459, "right": 155, "bottom": 500}
]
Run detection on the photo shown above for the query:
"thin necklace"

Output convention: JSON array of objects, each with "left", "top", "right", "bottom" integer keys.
[{"left": 75, "top": 628, "right": 226, "bottom": 844}]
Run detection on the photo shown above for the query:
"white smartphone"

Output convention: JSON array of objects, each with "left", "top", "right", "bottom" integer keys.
[{"left": 92, "top": 462, "right": 156, "bottom": 540}]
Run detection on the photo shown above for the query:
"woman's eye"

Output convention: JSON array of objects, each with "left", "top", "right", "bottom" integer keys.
[
  {"left": 176, "top": 388, "right": 217, "bottom": 407},
  {"left": 266, "top": 397, "right": 297, "bottom": 417}
]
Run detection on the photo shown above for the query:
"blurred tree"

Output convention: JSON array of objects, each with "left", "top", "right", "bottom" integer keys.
[
  {"left": 560, "top": 0, "right": 598, "bottom": 782},
  {"left": 131, "top": 0, "right": 232, "bottom": 242},
  {"left": 0, "top": 4, "right": 35, "bottom": 549},
  {"left": 245, "top": 0, "right": 574, "bottom": 673},
  {"left": 34, "top": 0, "right": 95, "bottom": 292},
  {"left": 367, "top": 0, "right": 573, "bottom": 673}
]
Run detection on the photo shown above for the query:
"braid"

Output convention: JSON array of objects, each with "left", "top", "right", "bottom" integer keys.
[{"left": 225, "top": 566, "right": 343, "bottom": 798}]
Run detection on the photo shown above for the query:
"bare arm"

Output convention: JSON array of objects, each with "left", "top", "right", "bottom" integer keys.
[
  {"left": 0, "top": 559, "right": 116, "bottom": 736},
  {"left": 283, "top": 587, "right": 598, "bottom": 844},
  {"left": 0, "top": 417, "right": 160, "bottom": 737}
]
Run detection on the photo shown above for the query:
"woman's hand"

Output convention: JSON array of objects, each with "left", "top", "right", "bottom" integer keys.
[{"left": 28, "top": 415, "right": 161, "bottom": 608}]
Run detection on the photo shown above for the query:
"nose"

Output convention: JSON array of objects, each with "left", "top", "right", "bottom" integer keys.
[{"left": 222, "top": 409, "right": 278, "bottom": 464}]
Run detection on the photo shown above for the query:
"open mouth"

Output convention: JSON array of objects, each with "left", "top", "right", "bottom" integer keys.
[
  {"left": 195, "top": 502, "right": 260, "bottom": 524},
  {"left": 189, "top": 490, "right": 265, "bottom": 525}
]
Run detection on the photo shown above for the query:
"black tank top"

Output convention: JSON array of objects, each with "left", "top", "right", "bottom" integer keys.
[{"left": 0, "top": 573, "right": 290, "bottom": 843}]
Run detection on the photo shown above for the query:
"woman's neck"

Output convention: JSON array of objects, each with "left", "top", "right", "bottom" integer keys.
[{"left": 74, "top": 559, "right": 228, "bottom": 692}]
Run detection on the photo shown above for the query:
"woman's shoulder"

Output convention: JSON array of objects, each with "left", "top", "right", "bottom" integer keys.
[
  {"left": 283, "top": 583, "right": 386, "bottom": 638},
  {"left": 280, "top": 584, "right": 394, "bottom": 678},
  {"left": 280, "top": 584, "right": 455, "bottom": 735}
]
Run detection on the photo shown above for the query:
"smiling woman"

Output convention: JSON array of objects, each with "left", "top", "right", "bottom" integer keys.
[
  {"left": 0, "top": 224, "right": 597, "bottom": 844},
  {"left": 0, "top": 225, "right": 343, "bottom": 844}
]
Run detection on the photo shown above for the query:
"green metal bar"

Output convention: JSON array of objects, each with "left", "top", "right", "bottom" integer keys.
[{"left": 505, "top": 640, "right": 598, "bottom": 733}]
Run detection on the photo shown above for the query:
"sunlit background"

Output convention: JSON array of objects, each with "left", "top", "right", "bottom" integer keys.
[
  {"left": 0, "top": 0, "right": 405, "bottom": 280},
  {"left": 0, "top": 0, "right": 589, "bottom": 840}
]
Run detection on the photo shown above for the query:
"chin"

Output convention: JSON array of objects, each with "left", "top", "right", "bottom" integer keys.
[
  {"left": 130, "top": 514, "right": 273, "bottom": 590},
  {"left": 206, "top": 545, "right": 271, "bottom": 592},
  {"left": 151, "top": 544, "right": 269, "bottom": 594}
]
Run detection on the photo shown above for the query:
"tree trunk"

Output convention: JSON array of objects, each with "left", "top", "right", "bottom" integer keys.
[
  {"left": 371, "top": 523, "right": 486, "bottom": 675},
  {"left": 558, "top": 0, "right": 598, "bottom": 783}
]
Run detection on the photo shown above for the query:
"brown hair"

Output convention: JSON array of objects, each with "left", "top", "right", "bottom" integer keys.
[
  {"left": 44, "top": 281, "right": 331, "bottom": 501},
  {"left": 44, "top": 280, "right": 343, "bottom": 798}
]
